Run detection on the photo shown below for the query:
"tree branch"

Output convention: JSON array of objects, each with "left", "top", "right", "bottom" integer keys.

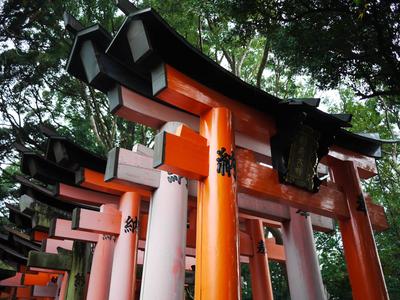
[{"left": 256, "top": 39, "right": 270, "bottom": 88}]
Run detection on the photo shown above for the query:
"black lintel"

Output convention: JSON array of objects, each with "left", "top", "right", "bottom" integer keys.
[
  {"left": 66, "top": 24, "right": 151, "bottom": 96},
  {"left": 16, "top": 176, "right": 97, "bottom": 213},
  {"left": 104, "top": 147, "right": 119, "bottom": 182},
  {"left": 106, "top": 8, "right": 281, "bottom": 111},
  {"left": 335, "top": 130, "right": 400, "bottom": 158},
  {"left": 45, "top": 136, "right": 107, "bottom": 173},
  {"left": 0, "top": 242, "right": 28, "bottom": 263},
  {"left": 67, "top": 7, "right": 397, "bottom": 159},
  {"left": 116, "top": 0, "right": 138, "bottom": 15},
  {"left": 287, "top": 98, "right": 321, "bottom": 107},
  {"left": 5, "top": 204, "right": 32, "bottom": 229},
  {"left": 21, "top": 152, "right": 76, "bottom": 185},
  {"left": 63, "top": 12, "right": 84, "bottom": 35}
]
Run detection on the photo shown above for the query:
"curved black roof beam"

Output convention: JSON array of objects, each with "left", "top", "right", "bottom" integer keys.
[
  {"left": 44, "top": 136, "right": 107, "bottom": 173},
  {"left": 20, "top": 152, "right": 76, "bottom": 186},
  {"left": 66, "top": 24, "right": 150, "bottom": 95},
  {"left": 15, "top": 176, "right": 98, "bottom": 212}
]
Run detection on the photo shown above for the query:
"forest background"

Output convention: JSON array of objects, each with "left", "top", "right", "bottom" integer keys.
[{"left": 0, "top": 0, "right": 399, "bottom": 299}]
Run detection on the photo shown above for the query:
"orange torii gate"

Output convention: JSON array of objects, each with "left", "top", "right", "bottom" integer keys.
[
  {"left": 20, "top": 130, "right": 288, "bottom": 299},
  {"left": 64, "top": 3, "right": 393, "bottom": 300}
]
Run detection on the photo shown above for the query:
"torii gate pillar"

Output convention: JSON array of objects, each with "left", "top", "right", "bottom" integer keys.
[
  {"left": 282, "top": 207, "right": 326, "bottom": 300},
  {"left": 331, "top": 160, "right": 388, "bottom": 300},
  {"left": 140, "top": 170, "right": 188, "bottom": 299},
  {"left": 246, "top": 219, "right": 274, "bottom": 300},
  {"left": 86, "top": 204, "right": 118, "bottom": 300},
  {"left": 195, "top": 107, "right": 240, "bottom": 300},
  {"left": 108, "top": 192, "right": 141, "bottom": 300}
]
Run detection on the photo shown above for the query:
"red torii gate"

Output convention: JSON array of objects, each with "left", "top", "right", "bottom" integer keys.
[{"left": 63, "top": 4, "right": 392, "bottom": 300}]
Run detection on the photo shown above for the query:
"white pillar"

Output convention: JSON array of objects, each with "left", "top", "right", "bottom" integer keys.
[
  {"left": 140, "top": 122, "right": 189, "bottom": 300},
  {"left": 282, "top": 207, "right": 326, "bottom": 300}
]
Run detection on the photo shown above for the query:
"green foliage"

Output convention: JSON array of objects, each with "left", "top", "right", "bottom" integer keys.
[
  {"left": 217, "top": 0, "right": 400, "bottom": 102},
  {"left": 315, "top": 230, "right": 352, "bottom": 300},
  {"left": 0, "top": 164, "right": 20, "bottom": 217},
  {"left": 269, "top": 262, "right": 290, "bottom": 299},
  {"left": 241, "top": 263, "right": 252, "bottom": 299}
]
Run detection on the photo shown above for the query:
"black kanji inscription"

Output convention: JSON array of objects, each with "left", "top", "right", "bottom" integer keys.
[
  {"left": 124, "top": 216, "right": 138, "bottom": 233},
  {"left": 257, "top": 239, "right": 266, "bottom": 254},
  {"left": 102, "top": 234, "right": 117, "bottom": 242},
  {"left": 167, "top": 172, "right": 184, "bottom": 185},
  {"left": 216, "top": 147, "right": 236, "bottom": 178}
]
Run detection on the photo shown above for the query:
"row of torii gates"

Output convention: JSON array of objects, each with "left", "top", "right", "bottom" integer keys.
[{"left": 0, "top": 1, "right": 394, "bottom": 299}]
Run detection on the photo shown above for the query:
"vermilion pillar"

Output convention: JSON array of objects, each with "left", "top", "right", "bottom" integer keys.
[
  {"left": 246, "top": 219, "right": 274, "bottom": 300},
  {"left": 86, "top": 204, "right": 118, "bottom": 300},
  {"left": 281, "top": 207, "right": 326, "bottom": 300},
  {"left": 140, "top": 171, "right": 188, "bottom": 300},
  {"left": 195, "top": 107, "right": 240, "bottom": 300},
  {"left": 331, "top": 161, "right": 388, "bottom": 300},
  {"left": 108, "top": 192, "right": 141, "bottom": 300}
]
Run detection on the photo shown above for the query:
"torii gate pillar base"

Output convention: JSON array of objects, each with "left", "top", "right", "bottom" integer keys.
[{"left": 195, "top": 107, "right": 240, "bottom": 300}]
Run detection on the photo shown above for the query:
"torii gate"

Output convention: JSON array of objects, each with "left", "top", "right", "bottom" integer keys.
[
  {"left": 64, "top": 4, "right": 391, "bottom": 300},
  {"left": 20, "top": 130, "right": 287, "bottom": 299}
]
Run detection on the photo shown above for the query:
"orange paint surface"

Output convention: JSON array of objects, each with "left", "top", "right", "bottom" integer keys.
[
  {"left": 331, "top": 161, "right": 388, "bottom": 300},
  {"left": 31, "top": 230, "right": 48, "bottom": 242},
  {"left": 175, "top": 124, "right": 207, "bottom": 146},
  {"left": 86, "top": 204, "right": 116, "bottom": 300},
  {"left": 58, "top": 183, "right": 119, "bottom": 205},
  {"left": 22, "top": 273, "right": 58, "bottom": 286},
  {"left": 247, "top": 219, "right": 274, "bottom": 300},
  {"left": 108, "top": 192, "right": 141, "bottom": 300},
  {"left": 155, "top": 128, "right": 387, "bottom": 229},
  {"left": 265, "top": 238, "right": 286, "bottom": 263},
  {"left": 195, "top": 107, "right": 240, "bottom": 300},
  {"left": 16, "top": 286, "right": 31, "bottom": 298},
  {"left": 365, "top": 198, "right": 389, "bottom": 232},
  {"left": 75, "top": 208, "right": 121, "bottom": 235},
  {"left": 328, "top": 145, "right": 377, "bottom": 179},
  {"left": 236, "top": 149, "right": 349, "bottom": 219},
  {"left": 79, "top": 168, "right": 151, "bottom": 197},
  {"left": 157, "top": 65, "right": 276, "bottom": 142},
  {"left": 50, "top": 218, "right": 98, "bottom": 242},
  {"left": 156, "top": 131, "right": 209, "bottom": 180}
]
